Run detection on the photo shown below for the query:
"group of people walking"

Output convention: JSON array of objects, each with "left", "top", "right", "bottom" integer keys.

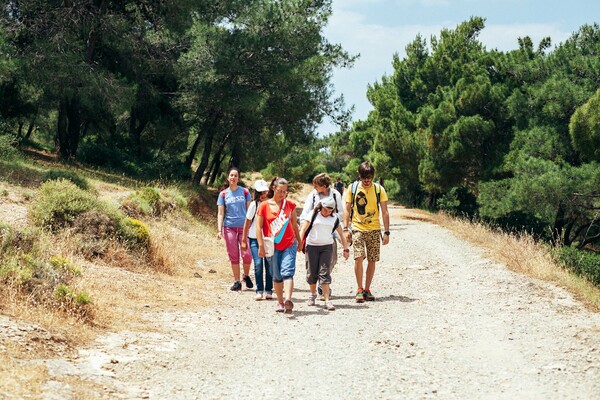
[{"left": 216, "top": 161, "right": 390, "bottom": 314}]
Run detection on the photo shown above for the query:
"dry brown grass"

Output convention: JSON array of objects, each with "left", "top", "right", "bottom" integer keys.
[{"left": 403, "top": 209, "right": 600, "bottom": 312}]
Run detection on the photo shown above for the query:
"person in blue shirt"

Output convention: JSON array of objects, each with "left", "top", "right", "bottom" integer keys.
[{"left": 217, "top": 167, "right": 254, "bottom": 291}]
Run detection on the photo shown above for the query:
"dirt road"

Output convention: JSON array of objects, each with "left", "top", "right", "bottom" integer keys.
[{"left": 39, "top": 206, "right": 600, "bottom": 399}]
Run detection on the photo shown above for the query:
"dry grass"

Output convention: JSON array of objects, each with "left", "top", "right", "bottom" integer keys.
[
  {"left": 0, "top": 348, "right": 47, "bottom": 399},
  {"left": 410, "top": 209, "right": 600, "bottom": 312}
]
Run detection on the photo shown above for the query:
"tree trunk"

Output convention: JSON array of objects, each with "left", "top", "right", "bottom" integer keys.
[
  {"left": 24, "top": 115, "right": 36, "bottom": 140},
  {"left": 193, "top": 129, "right": 216, "bottom": 185},
  {"left": 56, "top": 98, "right": 69, "bottom": 159},
  {"left": 129, "top": 106, "right": 147, "bottom": 157},
  {"left": 202, "top": 132, "right": 230, "bottom": 185},
  {"left": 209, "top": 151, "right": 229, "bottom": 186},
  {"left": 66, "top": 96, "right": 81, "bottom": 159},
  {"left": 185, "top": 110, "right": 221, "bottom": 170}
]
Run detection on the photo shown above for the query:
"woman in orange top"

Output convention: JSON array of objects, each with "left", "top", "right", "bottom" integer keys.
[{"left": 256, "top": 177, "right": 302, "bottom": 314}]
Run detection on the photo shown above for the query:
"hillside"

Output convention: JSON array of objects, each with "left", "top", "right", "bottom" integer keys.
[{"left": 1, "top": 155, "right": 599, "bottom": 398}]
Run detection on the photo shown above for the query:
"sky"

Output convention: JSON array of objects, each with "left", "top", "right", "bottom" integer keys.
[{"left": 317, "top": 0, "right": 600, "bottom": 135}]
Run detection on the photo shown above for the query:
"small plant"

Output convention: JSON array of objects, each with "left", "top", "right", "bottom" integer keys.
[
  {"left": 118, "top": 217, "right": 150, "bottom": 248},
  {"left": 42, "top": 169, "right": 90, "bottom": 190},
  {"left": 55, "top": 283, "right": 91, "bottom": 306},
  {"left": 50, "top": 255, "right": 81, "bottom": 276},
  {"left": 29, "top": 179, "right": 98, "bottom": 229}
]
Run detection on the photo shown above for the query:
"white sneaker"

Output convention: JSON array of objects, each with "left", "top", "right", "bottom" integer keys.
[
  {"left": 255, "top": 292, "right": 263, "bottom": 301},
  {"left": 325, "top": 301, "right": 335, "bottom": 311},
  {"left": 265, "top": 293, "right": 273, "bottom": 300},
  {"left": 307, "top": 293, "right": 317, "bottom": 306}
]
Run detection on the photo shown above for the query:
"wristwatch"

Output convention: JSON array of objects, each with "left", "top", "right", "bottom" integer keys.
[{"left": 383, "top": 231, "right": 390, "bottom": 236}]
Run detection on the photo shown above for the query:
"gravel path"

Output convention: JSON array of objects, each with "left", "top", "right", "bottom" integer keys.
[{"left": 42, "top": 206, "right": 600, "bottom": 399}]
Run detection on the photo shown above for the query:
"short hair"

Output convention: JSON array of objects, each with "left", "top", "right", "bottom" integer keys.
[
  {"left": 312, "top": 173, "right": 331, "bottom": 187},
  {"left": 358, "top": 161, "right": 375, "bottom": 179}
]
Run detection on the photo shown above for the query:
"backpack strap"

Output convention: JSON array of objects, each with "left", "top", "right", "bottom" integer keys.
[
  {"left": 303, "top": 209, "right": 320, "bottom": 240},
  {"left": 250, "top": 200, "right": 259, "bottom": 224},
  {"left": 332, "top": 216, "right": 340, "bottom": 233}
]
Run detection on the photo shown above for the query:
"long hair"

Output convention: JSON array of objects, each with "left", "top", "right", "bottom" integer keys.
[{"left": 221, "top": 167, "right": 241, "bottom": 191}]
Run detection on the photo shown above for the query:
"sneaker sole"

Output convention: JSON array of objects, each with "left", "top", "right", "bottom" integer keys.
[{"left": 356, "top": 298, "right": 365, "bottom": 303}]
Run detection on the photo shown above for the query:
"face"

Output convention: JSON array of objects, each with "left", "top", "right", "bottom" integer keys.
[
  {"left": 314, "top": 184, "right": 328, "bottom": 195},
  {"left": 320, "top": 206, "right": 334, "bottom": 216},
  {"left": 259, "top": 191, "right": 268, "bottom": 201},
  {"left": 273, "top": 184, "right": 288, "bottom": 200},
  {"left": 360, "top": 176, "right": 373, "bottom": 188},
  {"left": 228, "top": 170, "right": 239, "bottom": 184}
]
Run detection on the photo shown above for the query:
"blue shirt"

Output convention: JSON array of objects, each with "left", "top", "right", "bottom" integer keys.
[{"left": 217, "top": 187, "right": 252, "bottom": 228}]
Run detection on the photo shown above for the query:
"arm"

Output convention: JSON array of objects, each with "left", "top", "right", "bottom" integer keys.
[
  {"left": 290, "top": 210, "right": 303, "bottom": 252},
  {"left": 298, "top": 191, "right": 315, "bottom": 223},
  {"left": 241, "top": 217, "right": 251, "bottom": 250},
  {"left": 343, "top": 200, "right": 352, "bottom": 244},
  {"left": 335, "top": 223, "right": 350, "bottom": 260},
  {"left": 256, "top": 214, "right": 265, "bottom": 257},
  {"left": 298, "top": 219, "right": 310, "bottom": 240},
  {"left": 216, "top": 205, "right": 225, "bottom": 239},
  {"left": 380, "top": 201, "right": 390, "bottom": 246}
]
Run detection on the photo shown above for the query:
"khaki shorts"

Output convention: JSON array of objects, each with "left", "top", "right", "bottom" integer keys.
[{"left": 352, "top": 230, "right": 380, "bottom": 262}]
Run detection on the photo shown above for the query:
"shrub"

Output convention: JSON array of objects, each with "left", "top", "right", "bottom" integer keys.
[
  {"left": 121, "top": 186, "right": 185, "bottom": 217},
  {"left": 556, "top": 246, "right": 600, "bottom": 286},
  {"left": 55, "top": 283, "right": 91, "bottom": 306},
  {"left": 29, "top": 179, "right": 98, "bottom": 229},
  {"left": 50, "top": 255, "right": 81, "bottom": 276},
  {"left": 0, "top": 134, "right": 19, "bottom": 161},
  {"left": 42, "top": 169, "right": 89, "bottom": 190},
  {"left": 72, "top": 210, "right": 117, "bottom": 239},
  {"left": 118, "top": 217, "right": 150, "bottom": 248}
]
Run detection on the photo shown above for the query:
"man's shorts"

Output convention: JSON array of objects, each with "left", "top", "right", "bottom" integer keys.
[{"left": 352, "top": 230, "right": 380, "bottom": 262}]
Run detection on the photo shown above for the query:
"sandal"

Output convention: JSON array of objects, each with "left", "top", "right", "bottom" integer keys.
[{"left": 284, "top": 299, "right": 294, "bottom": 314}]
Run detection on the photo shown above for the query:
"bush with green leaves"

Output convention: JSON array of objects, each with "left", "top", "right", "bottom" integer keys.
[
  {"left": 42, "top": 169, "right": 90, "bottom": 190},
  {"left": 556, "top": 246, "right": 600, "bottom": 286},
  {"left": 29, "top": 179, "right": 99, "bottom": 229},
  {"left": 118, "top": 217, "right": 150, "bottom": 248},
  {"left": 121, "top": 186, "right": 186, "bottom": 217},
  {"left": 0, "top": 134, "right": 19, "bottom": 161}
]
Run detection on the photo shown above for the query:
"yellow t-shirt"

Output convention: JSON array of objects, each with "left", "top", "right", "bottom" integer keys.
[{"left": 343, "top": 182, "right": 388, "bottom": 231}]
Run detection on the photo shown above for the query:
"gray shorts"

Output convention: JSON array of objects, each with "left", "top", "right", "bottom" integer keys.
[{"left": 305, "top": 244, "right": 334, "bottom": 285}]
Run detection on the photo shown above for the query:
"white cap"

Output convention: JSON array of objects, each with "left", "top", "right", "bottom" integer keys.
[
  {"left": 320, "top": 197, "right": 336, "bottom": 209},
  {"left": 254, "top": 179, "right": 269, "bottom": 192}
]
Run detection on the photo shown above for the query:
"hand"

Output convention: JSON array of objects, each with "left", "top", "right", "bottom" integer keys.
[
  {"left": 382, "top": 235, "right": 390, "bottom": 246},
  {"left": 343, "top": 248, "right": 350, "bottom": 260},
  {"left": 258, "top": 246, "right": 265, "bottom": 258},
  {"left": 344, "top": 231, "right": 352, "bottom": 244},
  {"left": 241, "top": 240, "right": 247, "bottom": 250},
  {"left": 216, "top": 231, "right": 223, "bottom": 240}
]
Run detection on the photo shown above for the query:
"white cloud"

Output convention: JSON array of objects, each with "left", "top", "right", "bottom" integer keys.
[
  {"left": 479, "top": 23, "right": 571, "bottom": 51},
  {"left": 318, "top": 7, "right": 574, "bottom": 135}
]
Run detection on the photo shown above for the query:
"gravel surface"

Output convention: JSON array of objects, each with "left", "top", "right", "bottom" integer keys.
[{"left": 40, "top": 206, "right": 600, "bottom": 399}]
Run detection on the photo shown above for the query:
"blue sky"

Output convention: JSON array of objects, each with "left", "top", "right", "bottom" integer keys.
[{"left": 318, "top": 0, "right": 600, "bottom": 135}]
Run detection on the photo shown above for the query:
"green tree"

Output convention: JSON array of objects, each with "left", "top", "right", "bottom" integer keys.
[{"left": 570, "top": 88, "right": 600, "bottom": 162}]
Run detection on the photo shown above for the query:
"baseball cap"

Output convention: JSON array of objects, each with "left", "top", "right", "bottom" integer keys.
[
  {"left": 253, "top": 179, "right": 269, "bottom": 192},
  {"left": 320, "top": 197, "right": 336, "bottom": 209}
]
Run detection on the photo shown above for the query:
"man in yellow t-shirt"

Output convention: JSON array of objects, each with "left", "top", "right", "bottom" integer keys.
[{"left": 343, "top": 161, "right": 390, "bottom": 303}]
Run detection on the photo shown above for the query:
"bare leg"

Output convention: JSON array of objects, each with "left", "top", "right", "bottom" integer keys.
[
  {"left": 242, "top": 262, "right": 251, "bottom": 277},
  {"left": 322, "top": 283, "right": 330, "bottom": 302},
  {"left": 365, "top": 260, "right": 376, "bottom": 290},
  {"left": 231, "top": 263, "right": 240, "bottom": 281},
  {"left": 274, "top": 281, "right": 284, "bottom": 304},
  {"left": 283, "top": 279, "right": 294, "bottom": 301},
  {"left": 354, "top": 256, "right": 364, "bottom": 289},
  {"left": 309, "top": 283, "right": 317, "bottom": 295}
]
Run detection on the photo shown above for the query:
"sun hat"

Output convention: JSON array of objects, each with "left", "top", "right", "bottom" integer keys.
[
  {"left": 320, "top": 197, "right": 336, "bottom": 209},
  {"left": 253, "top": 179, "right": 269, "bottom": 192}
]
